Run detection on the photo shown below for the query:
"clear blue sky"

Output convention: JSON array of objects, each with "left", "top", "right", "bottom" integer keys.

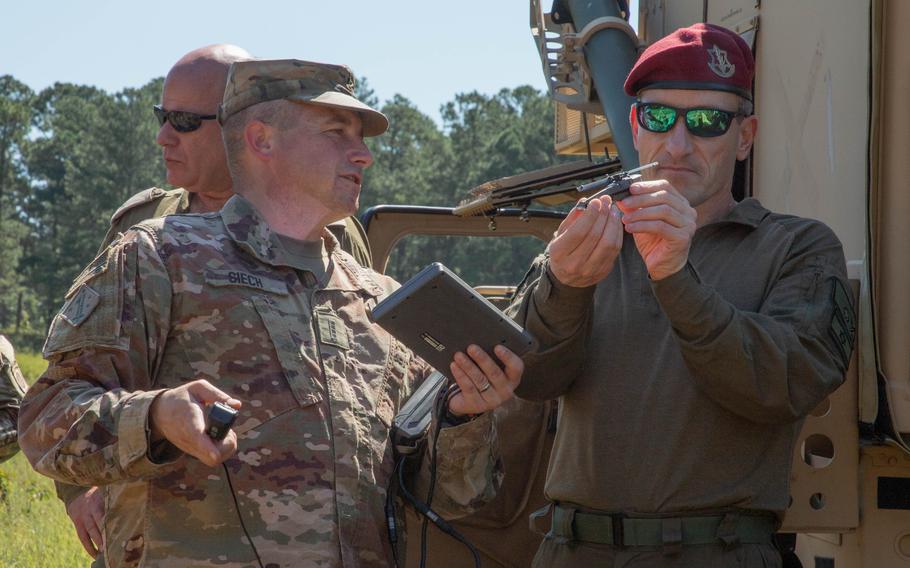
[{"left": 0, "top": 0, "right": 564, "bottom": 124}]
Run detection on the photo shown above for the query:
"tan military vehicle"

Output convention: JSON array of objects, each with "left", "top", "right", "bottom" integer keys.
[{"left": 362, "top": 1, "right": 908, "bottom": 566}]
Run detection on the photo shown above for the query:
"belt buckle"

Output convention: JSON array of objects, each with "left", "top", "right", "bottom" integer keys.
[
  {"left": 661, "top": 517, "right": 683, "bottom": 556},
  {"left": 610, "top": 513, "right": 626, "bottom": 548}
]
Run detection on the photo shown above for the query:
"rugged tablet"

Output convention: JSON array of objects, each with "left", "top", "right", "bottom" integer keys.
[{"left": 370, "top": 262, "right": 536, "bottom": 379}]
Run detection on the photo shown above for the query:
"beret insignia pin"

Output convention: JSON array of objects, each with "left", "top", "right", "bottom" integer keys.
[{"left": 706, "top": 45, "right": 735, "bottom": 78}]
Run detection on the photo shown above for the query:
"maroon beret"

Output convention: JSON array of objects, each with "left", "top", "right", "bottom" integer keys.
[{"left": 624, "top": 23, "right": 754, "bottom": 101}]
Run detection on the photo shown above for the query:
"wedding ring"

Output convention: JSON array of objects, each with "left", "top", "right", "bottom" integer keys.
[{"left": 478, "top": 381, "right": 492, "bottom": 393}]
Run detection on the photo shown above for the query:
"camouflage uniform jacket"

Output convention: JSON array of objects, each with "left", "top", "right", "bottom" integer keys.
[
  {"left": 56, "top": 186, "right": 375, "bottom": 508},
  {"left": 0, "top": 335, "right": 27, "bottom": 462},
  {"left": 20, "top": 195, "right": 500, "bottom": 567}
]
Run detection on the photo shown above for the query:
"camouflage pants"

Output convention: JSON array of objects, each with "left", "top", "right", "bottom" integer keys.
[{"left": 532, "top": 538, "right": 783, "bottom": 568}]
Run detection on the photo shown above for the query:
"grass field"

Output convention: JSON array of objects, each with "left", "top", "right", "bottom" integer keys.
[{"left": 1, "top": 350, "right": 89, "bottom": 567}]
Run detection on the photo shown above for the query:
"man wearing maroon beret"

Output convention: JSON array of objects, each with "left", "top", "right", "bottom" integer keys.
[{"left": 509, "top": 23, "right": 854, "bottom": 567}]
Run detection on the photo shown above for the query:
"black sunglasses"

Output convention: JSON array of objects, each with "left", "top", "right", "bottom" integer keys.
[
  {"left": 636, "top": 102, "right": 746, "bottom": 138},
  {"left": 153, "top": 105, "right": 217, "bottom": 133}
]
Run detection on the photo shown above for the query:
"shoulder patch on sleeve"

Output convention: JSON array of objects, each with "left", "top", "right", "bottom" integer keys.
[
  {"left": 44, "top": 243, "right": 129, "bottom": 357},
  {"left": 110, "top": 187, "right": 167, "bottom": 223},
  {"left": 60, "top": 285, "right": 101, "bottom": 327},
  {"left": 828, "top": 278, "right": 856, "bottom": 365}
]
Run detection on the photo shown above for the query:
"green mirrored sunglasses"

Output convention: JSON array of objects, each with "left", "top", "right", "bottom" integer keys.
[{"left": 636, "top": 102, "right": 746, "bottom": 138}]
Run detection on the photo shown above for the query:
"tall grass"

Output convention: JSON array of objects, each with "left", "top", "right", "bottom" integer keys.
[{"left": 0, "top": 350, "right": 89, "bottom": 567}]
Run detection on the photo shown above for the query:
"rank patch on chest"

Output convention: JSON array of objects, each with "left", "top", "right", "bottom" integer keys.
[
  {"left": 60, "top": 284, "right": 101, "bottom": 327},
  {"left": 316, "top": 312, "right": 350, "bottom": 350}
]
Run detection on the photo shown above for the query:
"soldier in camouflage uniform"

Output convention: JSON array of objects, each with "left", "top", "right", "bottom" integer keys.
[
  {"left": 58, "top": 45, "right": 375, "bottom": 564},
  {"left": 0, "top": 335, "right": 27, "bottom": 463},
  {"left": 20, "top": 58, "right": 523, "bottom": 567}
]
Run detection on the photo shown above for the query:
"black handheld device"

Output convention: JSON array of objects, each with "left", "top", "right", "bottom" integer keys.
[
  {"left": 574, "top": 160, "right": 659, "bottom": 208},
  {"left": 206, "top": 401, "right": 238, "bottom": 440},
  {"left": 391, "top": 371, "right": 448, "bottom": 456}
]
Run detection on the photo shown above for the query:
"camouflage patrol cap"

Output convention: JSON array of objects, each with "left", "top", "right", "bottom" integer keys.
[{"left": 219, "top": 59, "right": 388, "bottom": 136}]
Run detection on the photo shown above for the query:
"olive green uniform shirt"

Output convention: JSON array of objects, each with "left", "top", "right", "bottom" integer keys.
[{"left": 509, "top": 198, "right": 854, "bottom": 516}]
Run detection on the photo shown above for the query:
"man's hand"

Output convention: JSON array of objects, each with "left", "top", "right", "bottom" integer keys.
[
  {"left": 66, "top": 486, "right": 104, "bottom": 559},
  {"left": 616, "top": 180, "right": 697, "bottom": 280},
  {"left": 149, "top": 380, "right": 242, "bottom": 467},
  {"left": 447, "top": 344, "right": 523, "bottom": 416},
  {"left": 546, "top": 196, "right": 624, "bottom": 288}
]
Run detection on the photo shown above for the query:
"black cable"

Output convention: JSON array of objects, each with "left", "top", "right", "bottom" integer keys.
[
  {"left": 409, "top": 386, "right": 481, "bottom": 568},
  {"left": 384, "top": 383, "right": 481, "bottom": 567},
  {"left": 223, "top": 463, "right": 265, "bottom": 568},
  {"left": 418, "top": 403, "right": 445, "bottom": 568},
  {"left": 386, "top": 459, "right": 404, "bottom": 568},
  {"left": 398, "top": 457, "right": 481, "bottom": 568}
]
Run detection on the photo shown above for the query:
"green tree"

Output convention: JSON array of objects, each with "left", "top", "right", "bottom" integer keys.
[
  {"left": 438, "top": 87, "right": 565, "bottom": 285},
  {"left": 443, "top": 86, "right": 565, "bottom": 189},
  {"left": 0, "top": 76, "right": 33, "bottom": 219},
  {"left": 0, "top": 76, "right": 35, "bottom": 330},
  {"left": 20, "top": 79, "right": 165, "bottom": 328},
  {"left": 363, "top": 86, "right": 564, "bottom": 285},
  {"left": 361, "top": 95, "right": 457, "bottom": 278},
  {"left": 363, "top": 94, "right": 454, "bottom": 207}
]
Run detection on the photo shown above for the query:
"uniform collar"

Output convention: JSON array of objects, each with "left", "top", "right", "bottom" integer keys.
[
  {"left": 220, "top": 194, "right": 292, "bottom": 266},
  {"left": 700, "top": 197, "right": 769, "bottom": 230},
  {"left": 177, "top": 188, "right": 192, "bottom": 214},
  {"left": 220, "top": 194, "right": 385, "bottom": 297}
]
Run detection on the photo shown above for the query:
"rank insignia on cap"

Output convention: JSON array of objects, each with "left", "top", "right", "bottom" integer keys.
[
  {"left": 61, "top": 284, "right": 101, "bottom": 327},
  {"left": 707, "top": 45, "right": 735, "bottom": 78}
]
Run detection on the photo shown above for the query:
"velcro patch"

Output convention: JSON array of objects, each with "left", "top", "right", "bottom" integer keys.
[
  {"left": 316, "top": 311, "right": 350, "bottom": 350},
  {"left": 65, "top": 251, "right": 112, "bottom": 299},
  {"left": 5, "top": 361, "right": 28, "bottom": 397},
  {"left": 828, "top": 279, "right": 856, "bottom": 365},
  {"left": 60, "top": 285, "right": 101, "bottom": 327}
]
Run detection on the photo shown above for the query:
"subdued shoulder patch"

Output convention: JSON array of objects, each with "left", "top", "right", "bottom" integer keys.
[
  {"left": 110, "top": 187, "right": 168, "bottom": 223},
  {"left": 828, "top": 278, "right": 856, "bottom": 365},
  {"left": 44, "top": 243, "right": 128, "bottom": 357},
  {"left": 61, "top": 285, "right": 101, "bottom": 327},
  {"left": 7, "top": 360, "right": 28, "bottom": 397}
]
